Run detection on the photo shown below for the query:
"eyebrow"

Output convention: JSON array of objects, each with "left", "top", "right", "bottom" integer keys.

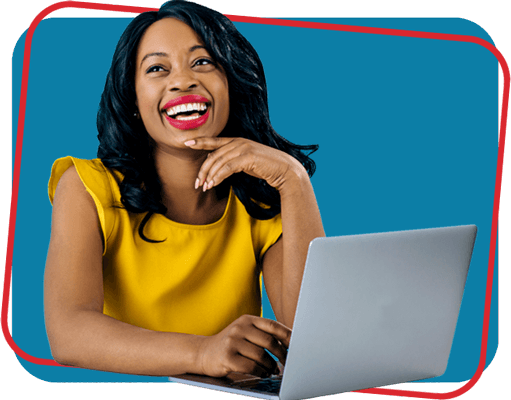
[{"left": 139, "top": 45, "right": 208, "bottom": 67}]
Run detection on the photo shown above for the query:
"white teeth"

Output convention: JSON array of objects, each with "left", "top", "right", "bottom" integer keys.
[
  {"left": 166, "top": 102, "right": 208, "bottom": 117},
  {"left": 175, "top": 114, "right": 201, "bottom": 121}
]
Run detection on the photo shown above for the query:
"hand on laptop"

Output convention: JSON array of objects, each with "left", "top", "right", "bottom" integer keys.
[{"left": 196, "top": 315, "right": 290, "bottom": 378}]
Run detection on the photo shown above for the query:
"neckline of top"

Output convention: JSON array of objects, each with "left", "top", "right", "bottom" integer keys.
[{"left": 154, "top": 187, "right": 234, "bottom": 230}]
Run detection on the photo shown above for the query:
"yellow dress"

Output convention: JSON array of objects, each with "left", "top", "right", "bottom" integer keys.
[{"left": 48, "top": 157, "right": 282, "bottom": 336}]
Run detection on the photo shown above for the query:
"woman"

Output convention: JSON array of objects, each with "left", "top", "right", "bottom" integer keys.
[{"left": 44, "top": 0, "right": 324, "bottom": 378}]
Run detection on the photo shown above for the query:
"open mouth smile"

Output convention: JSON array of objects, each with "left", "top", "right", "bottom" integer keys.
[{"left": 163, "top": 94, "right": 210, "bottom": 130}]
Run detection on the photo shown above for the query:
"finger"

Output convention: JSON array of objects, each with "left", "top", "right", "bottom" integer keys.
[
  {"left": 232, "top": 354, "right": 273, "bottom": 378},
  {"left": 237, "top": 340, "right": 279, "bottom": 374},
  {"left": 184, "top": 137, "right": 235, "bottom": 151},
  {"left": 250, "top": 317, "right": 292, "bottom": 348},
  {"left": 243, "top": 327, "right": 288, "bottom": 366},
  {"left": 196, "top": 142, "right": 243, "bottom": 188},
  {"left": 202, "top": 153, "right": 252, "bottom": 191},
  {"left": 231, "top": 316, "right": 290, "bottom": 366}
]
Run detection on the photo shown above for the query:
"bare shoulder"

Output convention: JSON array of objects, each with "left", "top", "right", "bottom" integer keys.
[
  {"left": 53, "top": 165, "right": 98, "bottom": 218},
  {"left": 54, "top": 165, "right": 90, "bottom": 203},
  {"left": 50, "top": 164, "right": 104, "bottom": 250}
]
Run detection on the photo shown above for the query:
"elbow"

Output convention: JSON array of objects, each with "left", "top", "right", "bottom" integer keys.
[
  {"left": 45, "top": 312, "right": 89, "bottom": 368},
  {"left": 46, "top": 328, "right": 78, "bottom": 367},
  {"left": 45, "top": 308, "right": 106, "bottom": 369},
  {"left": 51, "top": 350, "right": 72, "bottom": 367}
]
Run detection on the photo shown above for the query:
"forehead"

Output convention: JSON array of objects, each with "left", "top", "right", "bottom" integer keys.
[{"left": 137, "top": 18, "right": 204, "bottom": 60}]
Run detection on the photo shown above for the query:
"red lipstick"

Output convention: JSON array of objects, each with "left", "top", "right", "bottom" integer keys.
[
  {"left": 163, "top": 95, "right": 210, "bottom": 130},
  {"left": 163, "top": 94, "right": 209, "bottom": 109}
]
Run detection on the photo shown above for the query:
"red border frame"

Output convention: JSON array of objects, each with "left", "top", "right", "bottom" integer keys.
[{"left": 2, "top": 2, "right": 509, "bottom": 398}]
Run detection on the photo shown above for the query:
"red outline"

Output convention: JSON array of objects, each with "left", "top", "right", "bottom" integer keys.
[
  {"left": 2, "top": 1, "right": 508, "bottom": 398},
  {"left": 2, "top": 1, "right": 158, "bottom": 369}
]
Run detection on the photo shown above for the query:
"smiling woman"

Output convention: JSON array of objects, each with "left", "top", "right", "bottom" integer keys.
[
  {"left": 135, "top": 18, "right": 230, "bottom": 151},
  {"left": 44, "top": 0, "right": 324, "bottom": 378}
]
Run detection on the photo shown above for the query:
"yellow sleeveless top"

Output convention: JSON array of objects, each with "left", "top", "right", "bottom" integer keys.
[{"left": 48, "top": 157, "right": 282, "bottom": 336}]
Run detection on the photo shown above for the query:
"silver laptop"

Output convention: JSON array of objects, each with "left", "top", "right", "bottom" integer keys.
[{"left": 170, "top": 225, "right": 477, "bottom": 400}]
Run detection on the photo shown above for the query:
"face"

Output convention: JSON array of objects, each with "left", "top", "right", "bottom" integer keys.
[{"left": 135, "top": 18, "right": 230, "bottom": 152}]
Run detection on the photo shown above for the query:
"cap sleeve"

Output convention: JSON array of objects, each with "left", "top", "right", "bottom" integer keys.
[
  {"left": 48, "top": 156, "right": 119, "bottom": 255},
  {"left": 251, "top": 213, "right": 283, "bottom": 263}
]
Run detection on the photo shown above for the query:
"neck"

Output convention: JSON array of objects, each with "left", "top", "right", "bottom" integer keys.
[
  {"left": 154, "top": 146, "right": 205, "bottom": 191},
  {"left": 152, "top": 146, "right": 229, "bottom": 224}
]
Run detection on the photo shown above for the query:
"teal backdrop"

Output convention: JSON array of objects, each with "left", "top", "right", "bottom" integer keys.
[{"left": 11, "top": 17, "right": 498, "bottom": 382}]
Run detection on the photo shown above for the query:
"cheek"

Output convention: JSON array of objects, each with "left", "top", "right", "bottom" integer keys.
[
  {"left": 137, "top": 89, "right": 156, "bottom": 112},
  {"left": 135, "top": 77, "right": 159, "bottom": 112},
  {"left": 135, "top": 87, "right": 161, "bottom": 139},
  {"left": 216, "top": 79, "right": 230, "bottom": 122},
  {"left": 220, "top": 93, "right": 230, "bottom": 119}
]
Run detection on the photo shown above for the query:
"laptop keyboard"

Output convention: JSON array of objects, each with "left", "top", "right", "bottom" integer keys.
[{"left": 229, "top": 376, "right": 282, "bottom": 394}]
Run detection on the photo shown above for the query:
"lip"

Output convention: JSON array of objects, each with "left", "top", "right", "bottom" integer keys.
[{"left": 163, "top": 94, "right": 211, "bottom": 131}]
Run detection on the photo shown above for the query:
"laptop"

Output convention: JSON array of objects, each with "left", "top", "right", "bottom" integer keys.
[{"left": 170, "top": 225, "right": 477, "bottom": 400}]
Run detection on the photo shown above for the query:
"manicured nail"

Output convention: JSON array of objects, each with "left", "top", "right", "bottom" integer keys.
[
  {"left": 203, "top": 182, "right": 208, "bottom": 192},
  {"left": 207, "top": 180, "right": 214, "bottom": 190},
  {"left": 194, "top": 178, "right": 199, "bottom": 190},
  {"left": 184, "top": 140, "right": 196, "bottom": 146}
]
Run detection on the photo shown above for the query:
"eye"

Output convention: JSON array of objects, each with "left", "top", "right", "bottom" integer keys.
[
  {"left": 146, "top": 65, "right": 166, "bottom": 73},
  {"left": 193, "top": 58, "right": 216, "bottom": 69},
  {"left": 194, "top": 58, "right": 211, "bottom": 66}
]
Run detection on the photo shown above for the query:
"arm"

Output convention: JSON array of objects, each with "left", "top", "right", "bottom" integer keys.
[
  {"left": 186, "top": 138, "right": 325, "bottom": 329},
  {"left": 44, "top": 166, "right": 289, "bottom": 376},
  {"left": 261, "top": 162, "right": 325, "bottom": 328},
  {"left": 45, "top": 165, "right": 200, "bottom": 375}
]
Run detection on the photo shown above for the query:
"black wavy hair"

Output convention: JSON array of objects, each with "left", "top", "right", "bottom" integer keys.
[{"left": 97, "top": 0, "right": 318, "bottom": 242}]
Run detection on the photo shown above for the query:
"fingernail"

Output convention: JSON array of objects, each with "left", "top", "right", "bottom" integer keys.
[
  {"left": 194, "top": 178, "right": 199, "bottom": 190},
  {"left": 184, "top": 140, "right": 195, "bottom": 146},
  {"left": 203, "top": 182, "right": 208, "bottom": 192},
  {"left": 207, "top": 180, "right": 214, "bottom": 190}
]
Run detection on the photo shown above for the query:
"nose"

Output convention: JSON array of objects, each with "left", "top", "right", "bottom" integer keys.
[{"left": 168, "top": 68, "right": 198, "bottom": 92}]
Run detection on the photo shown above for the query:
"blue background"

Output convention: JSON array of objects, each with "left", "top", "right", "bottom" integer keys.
[{"left": 12, "top": 18, "right": 498, "bottom": 382}]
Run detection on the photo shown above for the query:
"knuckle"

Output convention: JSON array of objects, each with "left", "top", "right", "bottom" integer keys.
[
  {"left": 229, "top": 323, "right": 243, "bottom": 336},
  {"left": 223, "top": 335, "right": 236, "bottom": 348},
  {"left": 222, "top": 163, "right": 233, "bottom": 174},
  {"left": 256, "top": 347, "right": 266, "bottom": 359},
  {"left": 266, "top": 335, "right": 278, "bottom": 349},
  {"left": 240, "top": 314, "right": 253, "bottom": 324},
  {"left": 267, "top": 319, "right": 278, "bottom": 331},
  {"left": 243, "top": 140, "right": 253, "bottom": 148},
  {"left": 225, "top": 351, "right": 237, "bottom": 364},
  {"left": 240, "top": 144, "right": 249, "bottom": 155}
]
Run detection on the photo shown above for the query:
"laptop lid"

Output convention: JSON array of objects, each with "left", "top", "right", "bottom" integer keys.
[{"left": 279, "top": 225, "right": 477, "bottom": 400}]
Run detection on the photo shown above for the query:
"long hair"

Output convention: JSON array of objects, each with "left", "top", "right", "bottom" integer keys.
[{"left": 97, "top": 0, "right": 318, "bottom": 242}]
